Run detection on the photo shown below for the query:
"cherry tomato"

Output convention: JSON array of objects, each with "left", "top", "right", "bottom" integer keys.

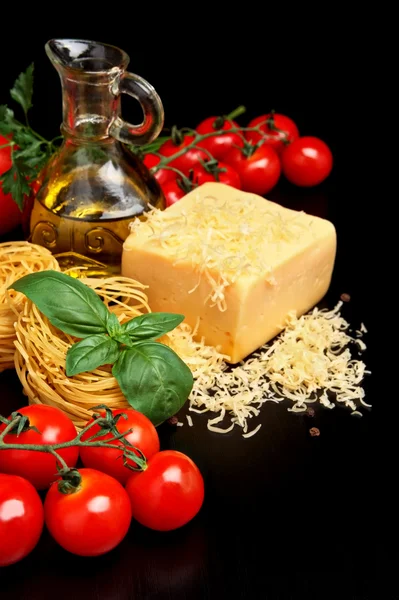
[
  {"left": 80, "top": 408, "right": 160, "bottom": 484},
  {"left": 196, "top": 116, "right": 244, "bottom": 161},
  {"left": 44, "top": 468, "right": 132, "bottom": 556},
  {"left": 159, "top": 135, "right": 208, "bottom": 175},
  {"left": 125, "top": 450, "right": 204, "bottom": 531},
  {"left": 191, "top": 161, "right": 241, "bottom": 189},
  {"left": 162, "top": 179, "right": 191, "bottom": 207},
  {"left": 281, "top": 136, "right": 333, "bottom": 187},
  {"left": 0, "top": 405, "right": 79, "bottom": 490},
  {"left": 223, "top": 143, "right": 281, "bottom": 195},
  {"left": 0, "top": 134, "right": 23, "bottom": 236},
  {"left": 143, "top": 153, "right": 176, "bottom": 187},
  {"left": 245, "top": 113, "right": 299, "bottom": 154},
  {"left": 0, "top": 473, "right": 44, "bottom": 566}
]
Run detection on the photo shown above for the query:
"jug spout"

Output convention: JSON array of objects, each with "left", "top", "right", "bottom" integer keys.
[{"left": 46, "top": 39, "right": 129, "bottom": 74}]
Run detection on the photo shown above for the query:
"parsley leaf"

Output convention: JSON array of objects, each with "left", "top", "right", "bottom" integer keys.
[
  {"left": 10, "top": 64, "right": 34, "bottom": 121},
  {"left": 1, "top": 159, "right": 31, "bottom": 209},
  {"left": 0, "top": 105, "right": 20, "bottom": 136},
  {"left": 0, "top": 64, "right": 62, "bottom": 210}
]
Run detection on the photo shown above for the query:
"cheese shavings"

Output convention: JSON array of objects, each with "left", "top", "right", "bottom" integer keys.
[
  {"left": 130, "top": 192, "right": 308, "bottom": 311},
  {"left": 259, "top": 302, "right": 368, "bottom": 413},
  {"left": 164, "top": 303, "right": 369, "bottom": 437}
]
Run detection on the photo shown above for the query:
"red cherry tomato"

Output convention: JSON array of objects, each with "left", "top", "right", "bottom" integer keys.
[
  {"left": 0, "top": 405, "right": 79, "bottom": 490},
  {"left": 125, "top": 450, "right": 204, "bottom": 531},
  {"left": 0, "top": 473, "right": 44, "bottom": 566},
  {"left": 281, "top": 136, "right": 333, "bottom": 187},
  {"left": 245, "top": 113, "right": 299, "bottom": 154},
  {"left": 80, "top": 408, "right": 160, "bottom": 484},
  {"left": 0, "top": 134, "right": 23, "bottom": 236},
  {"left": 143, "top": 153, "right": 176, "bottom": 187},
  {"left": 191, "top": 161, "right": 241, "bottom": 189},
  {"left": 196, "top": 117, "right": 244, "bottom": 161},
  {"left": 162, "top": 179, "right": 191, "bottom": 207},
  {"left": 223, "top": 144, "right": 281, "bottom": 195},
  {"left": 44, "top": 468, "right": 132, "bottom": 556},
  {"left": 159, "top": 135, "right": 208, "bottom": 175}
]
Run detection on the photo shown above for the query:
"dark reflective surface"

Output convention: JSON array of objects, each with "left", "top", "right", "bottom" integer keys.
[{"left": 0, "top": 178, "right": 388, "bottom": 599}]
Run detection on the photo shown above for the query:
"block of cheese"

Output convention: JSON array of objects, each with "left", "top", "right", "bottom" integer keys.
[{"left": 122, "top": 183, "right": 336, "bottom": 363}]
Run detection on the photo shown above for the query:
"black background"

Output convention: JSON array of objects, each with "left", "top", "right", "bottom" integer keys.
[{"left": 0, "top": 12, "right": 391, "bottom": 600}]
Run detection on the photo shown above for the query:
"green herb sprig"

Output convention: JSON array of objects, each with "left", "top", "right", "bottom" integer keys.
[
  {"left": 10, "top": 271, "right": 193, "bottom": 426},
  {"left": 0, "top": 64, "right": 62, "bottom": 209}
]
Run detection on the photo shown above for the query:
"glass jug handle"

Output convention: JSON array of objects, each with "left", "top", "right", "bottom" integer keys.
[{"left": 109, "top": 72, "right": 164, "bottom": 146}]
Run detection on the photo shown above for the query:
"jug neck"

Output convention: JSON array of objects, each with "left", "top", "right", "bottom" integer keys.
[
  {"left": 58, "top": 69, "right": 122, "bottom": 141},
  {"left": 46, "top": 39, "right": 130, "bottom": 141}
]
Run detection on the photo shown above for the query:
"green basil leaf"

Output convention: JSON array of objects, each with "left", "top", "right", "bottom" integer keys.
[
  {"left": 10, "top": 63, "right": 34, "bottom": 118},
  {"left": 122, "top": 313, "right": 184, "bottom": 341},
  {"left": 112, "top": 342, "right": 193, "bottom": 425},
  {"left": 10, "top": 271, "right": 110, "bottom": 338},
  {"left": 106, "top": 312, "right": 122, "bottom": 338},
  {"left": 66, "top": 334, "right": 120, "bottom": 377},
  {"left": 112, "top": 333, "right": 136, "bottom": 347}
]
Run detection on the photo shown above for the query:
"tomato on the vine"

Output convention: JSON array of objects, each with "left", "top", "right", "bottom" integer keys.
[
  {"left": 125, "top": 450, "right": 204, "bottom": 531},
  {"left": 0, "top": 134, "right": 23, "bottom": 236},
  {"left": 80, "top": 408, "right": 160, "bottom": 484},
  {"left": 224, "top": 143, "right": 281, "bottom": 195},
  {"left": 196, "top": 116, "right": 244, "bottom": 161},
  {"left": 162, "top": 179, "right": 194, "bottom": 207},
  {"left": 0, "top": 405, "right": 79, "bottom": 490},
  {"left": 191, "top": 160, "right": 241, "bottom": 189},
  {"left": 159, "top": 134, "right": 208, "bottom": 175},
  {"left": 281, "top": 136, "right": 333, "bottom": 187},
  {"left": 245, "top": 113, "right": 299, "bottom": 154},
  {"left": 0, "top": 474, "right": 44, "bottom": 567},
  {"left": 45, "top": 468, "right": 132, "bottom": 557},
  {"left": 143, "top": 153, "right": 176, "bottom": 187}
]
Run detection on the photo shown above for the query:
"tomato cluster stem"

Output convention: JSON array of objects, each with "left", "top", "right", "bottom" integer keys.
[
  {"left": 147, "top": 120, "right": 283, "bottom": 181},
  {"left": 0, "top": 411, "right": 148, "bottom": 475}
]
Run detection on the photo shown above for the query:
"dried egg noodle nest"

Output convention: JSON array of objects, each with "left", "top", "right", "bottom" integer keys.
[
  {"left": 0, "top": 241, "right": 60, "bottom": 372},
  {"left": 14, "top": 277, "right": 151, "bottom": 429}
]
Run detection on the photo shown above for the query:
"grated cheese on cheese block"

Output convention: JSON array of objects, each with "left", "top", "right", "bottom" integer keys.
[
  {"left": 122, "top": 183, "right": 336, "bottom": 362},
  {"left": 165, "top": 302, "right": 369, "bottom": 436}
]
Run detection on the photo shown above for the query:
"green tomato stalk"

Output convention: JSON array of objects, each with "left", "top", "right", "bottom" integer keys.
[
  {"left": 137, "top": 106, "right": 289, "bottom": 186},
  {"left": 0, "top": 406, "right": 148, "bottom": 494}
]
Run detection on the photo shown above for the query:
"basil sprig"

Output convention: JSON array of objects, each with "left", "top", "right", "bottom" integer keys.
[
  {"left": 11, "top": 271, "right": 110, "bottom": 337},
  {"left": 10, "top": 271, "right": 192, "bottom": 425}
]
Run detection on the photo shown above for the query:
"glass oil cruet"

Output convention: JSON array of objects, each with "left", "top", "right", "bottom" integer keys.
[{"left": 29, "top": 39, "right": 165, "bottom": 275}]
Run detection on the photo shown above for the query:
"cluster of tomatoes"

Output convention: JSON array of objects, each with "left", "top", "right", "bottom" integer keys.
[
  {"left": 143, "top": 112, "right": 334, "bottom": 207},
  {"left": 0, "top": 405, "right": 204, "bottom": 567}
]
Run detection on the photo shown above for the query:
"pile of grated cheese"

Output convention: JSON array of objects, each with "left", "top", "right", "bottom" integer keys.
[
  {"left": 165, "top": 302, "right": 370, "bottom": 437},
  {"left": 131, "top": 193, "right": 309, "bottom": 311}
]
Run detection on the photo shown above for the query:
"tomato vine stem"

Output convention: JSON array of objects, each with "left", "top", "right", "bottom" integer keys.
[
  {"left": 149, "top": 122, "right": 280, "bottom": 175},
  {"left": 0, "top": 411, "right": 148, "bottom": 475}
]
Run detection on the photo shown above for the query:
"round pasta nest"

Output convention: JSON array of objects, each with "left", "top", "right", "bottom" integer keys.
[
  {"left": 14, "top": 277, "right": 152, "bottom": 429},
  {"left": 0, "top": 241, "right": 60, "bottom": 372}
]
